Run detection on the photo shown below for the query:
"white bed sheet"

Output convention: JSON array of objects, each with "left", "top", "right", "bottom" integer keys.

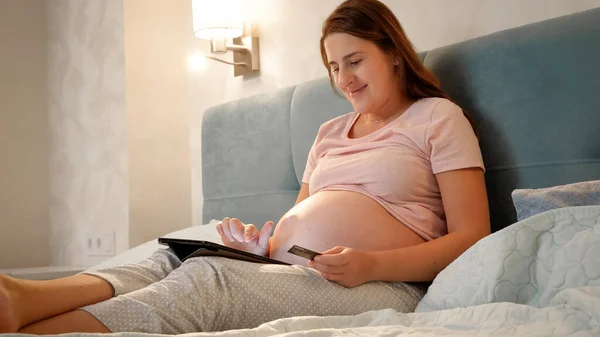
[{"left": 18, "top": 287, "right": 600, "bottom": 337}]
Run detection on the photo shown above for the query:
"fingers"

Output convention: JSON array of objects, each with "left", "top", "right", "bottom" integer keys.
[
  {"left": 216, "top": 220, "right": 224, "bottom": 236},
  {"left": 307, "top": 247, "right": 368, "bottom": 288},
  {"left": 308, "top": 260, "right": 347, "bottom": 274},
  {"left": 231, "top": 218, "right": 247, "bottom": 242},
  {"left": 317, "top": 270, "right": 344, "bottom": 282},
  {"left": 320, "top": 246, "right": 345, "bottom": 255},
  {"left": 308, "top": 263, "right": 344, "bottom": 280},
  {"left": 219, "top": 218, "right": 245, "bottom": 242},
  {"left": 218, "top": 218, "right": 272, "bottom": 247},
  {"left": 258, "top": 221, "right": 274, "bottom": 249},
  {"left": 217, "top": 218, "right": 232, "bottom": 242},
  {"left": 313, "top": 247, "right": 351, "bottom": 266},
  {"left": 244, "top": 225, "right": 259, "bottom": 242}
]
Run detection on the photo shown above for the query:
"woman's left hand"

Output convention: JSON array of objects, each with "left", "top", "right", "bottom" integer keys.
[{"left": 307, "top": 246, "right": 375, "bottom": 288}]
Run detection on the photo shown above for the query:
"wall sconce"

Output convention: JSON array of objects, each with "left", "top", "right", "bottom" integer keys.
[{"left": 192, "top": 0, "right": 259, "bottom": 77}]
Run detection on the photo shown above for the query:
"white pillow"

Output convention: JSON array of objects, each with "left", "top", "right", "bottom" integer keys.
[{"left": 511, "top": 180, "right": 600, "bottom": 221}]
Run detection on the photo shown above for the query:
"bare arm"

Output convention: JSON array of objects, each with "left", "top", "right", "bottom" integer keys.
[{"left": 369, "top": 167, "right": 490, "bottom": 282}]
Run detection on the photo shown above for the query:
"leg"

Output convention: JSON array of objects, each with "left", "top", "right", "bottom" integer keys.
[
  {"left": 0, "top": 273, "right": 112, "bottom": 333},
  {"left": 79, "top": 257, "right": 427, "bottom": 334},
  {"left": 0, "top": 276, "right": 19, "bottom": 332},
  {"left": 84, "top": 247, "right": 182, "bottom": 296},
  {"left": 0, "top": 248, "right": 181, "bottom": 333},
  {"left": 195, "top": 257, "right": 428, "bottom": 332},
  {"left": 18, "top": 310, "right": 110, "bottom": 334}
]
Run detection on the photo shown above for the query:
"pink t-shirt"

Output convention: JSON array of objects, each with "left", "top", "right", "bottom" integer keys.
[{"left": 302, "top": 97, "right": 484, "bottom": 240}]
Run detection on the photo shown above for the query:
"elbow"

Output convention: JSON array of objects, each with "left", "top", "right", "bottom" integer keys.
[
  {"left": 449, "top": 229, "right": 488, "bottom": 254},
  {"left": 474, "top": 226, "right": 490, "bottom": 241},
  {"left": 466, "top": 220, "right": 491, "bottom": 245},
  {"left": 463, "top": 229, "right": 488, "bottom": 250}
]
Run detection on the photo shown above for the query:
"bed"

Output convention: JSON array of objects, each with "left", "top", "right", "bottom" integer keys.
[
  {"left": 74, "top": 206, "right": 600, "bottom": 337},
  {"left": 23, "top": 6, "right": 600, "bottom": 337}
]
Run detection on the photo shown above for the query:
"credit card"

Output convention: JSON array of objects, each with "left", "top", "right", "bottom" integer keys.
[{"left": 287, "top": 245, "right": 321, "bottom": 260}]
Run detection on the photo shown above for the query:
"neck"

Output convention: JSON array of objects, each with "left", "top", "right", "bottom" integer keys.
[{"left": 363, "top": 96, "right": 413, "bottom": 124}]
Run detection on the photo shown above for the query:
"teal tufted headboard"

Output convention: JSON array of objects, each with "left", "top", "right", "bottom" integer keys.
[{"left": 202, "top": 7, "right": 600, "bottom": 232}]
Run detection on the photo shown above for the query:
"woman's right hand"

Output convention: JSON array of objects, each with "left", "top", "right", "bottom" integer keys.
[{"left": 216, "top": 217, "right": 274, "bottom": 257}]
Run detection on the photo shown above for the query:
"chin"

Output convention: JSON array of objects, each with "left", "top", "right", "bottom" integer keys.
[{"left": 352, "top": 102, "right": 370, "bottom": 115}]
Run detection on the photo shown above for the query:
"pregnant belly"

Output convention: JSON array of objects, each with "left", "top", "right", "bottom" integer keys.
[{"left": 269, "top": 190, "right": 426, "bottom": 265}]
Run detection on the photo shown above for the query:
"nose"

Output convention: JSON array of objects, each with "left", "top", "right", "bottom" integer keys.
[{"left": 336, "top": 66, "right": 354, "bottom": 91}]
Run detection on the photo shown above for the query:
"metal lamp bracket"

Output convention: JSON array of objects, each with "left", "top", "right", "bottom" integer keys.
[{"left": 206, "top": 36, "right": 260, "bottom": 77}]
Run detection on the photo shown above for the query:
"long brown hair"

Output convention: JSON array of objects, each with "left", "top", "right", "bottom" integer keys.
[{"left": 320, "top": 0, "right": 476, "bottom": 129}]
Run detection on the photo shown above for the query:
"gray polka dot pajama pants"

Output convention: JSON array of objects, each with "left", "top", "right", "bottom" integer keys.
[{"left": 81, "top": 248, "right": 426, "bottom": 334}]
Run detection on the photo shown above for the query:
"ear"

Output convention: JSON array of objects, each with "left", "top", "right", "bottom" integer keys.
[
  {"left": 391, "top": 52, "right": 401, "bottom": 65},
  {"left": 393, "top": 58, "right": 402, "bottom": 73}
]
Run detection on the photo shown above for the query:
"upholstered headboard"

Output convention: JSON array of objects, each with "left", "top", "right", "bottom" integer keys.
[{"left": 202, "top": 7, "right": 600, "bottom": 232}]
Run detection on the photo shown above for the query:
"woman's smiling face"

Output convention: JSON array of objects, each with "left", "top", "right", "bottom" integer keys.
[{"left": 324, "top": 32, "right": 401, "bottom": 116}]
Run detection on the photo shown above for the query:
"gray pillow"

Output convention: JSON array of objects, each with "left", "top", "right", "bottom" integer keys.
[{"left": 511, "top": 180, "right": 600, "bottom": 221}]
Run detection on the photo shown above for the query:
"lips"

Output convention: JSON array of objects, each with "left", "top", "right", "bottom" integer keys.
[{"left": 348, "top": 85, "right": 367, "bottom": 98}]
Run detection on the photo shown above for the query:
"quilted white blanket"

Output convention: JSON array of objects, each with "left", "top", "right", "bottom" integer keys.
[{"left": 17, "top": 206, "right": 600, "bottom": 337}]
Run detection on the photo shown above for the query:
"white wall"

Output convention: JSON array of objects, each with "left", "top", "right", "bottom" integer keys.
[
  {"left": 189, "top": 0, "right": 600, "bottom": 226},
  {"left": 124, "top": 0, "right": 193, "bottom": 249},
  {"left": 47, "top": 0, "right": 129, "bottom": 266},
  {"left": 0, "top": 0, "right": 49, "bottom": 269}
]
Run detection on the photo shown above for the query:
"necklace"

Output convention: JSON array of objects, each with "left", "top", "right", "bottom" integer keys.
[
  {"left": 364, "top": 111, "right": 402, "bottom": 123},
  {"left": 363, "top": 100, "right": 415, "bottom": 123}
]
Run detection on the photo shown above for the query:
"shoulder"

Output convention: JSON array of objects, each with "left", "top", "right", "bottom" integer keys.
[
  {"left": 430, "top": 98, "right": 465, "bottom": 120},
  {"left": 388, "top": 97, "right": 465, "bottom": 136},
  {"left": 391, "top": 97, "right": 476, "bottom": 151},
  {"left": 406, "top": 98, "right": 471, "bottom": 138},
  {"left": 314, "top": 111, "right": 355, "bottom": 138},
  {"left": 406, "top": 97, "right": 463, "bottom": 122},
  {"left": 321, "top": 111, "right": 355, "bottom": 128}
]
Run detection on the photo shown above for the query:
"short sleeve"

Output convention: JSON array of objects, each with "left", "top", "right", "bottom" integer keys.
[{"left": 425, "top": 100, "right": 485, "bottom": 174}]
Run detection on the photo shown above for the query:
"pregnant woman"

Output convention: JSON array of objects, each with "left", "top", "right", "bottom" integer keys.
[{"left": 0, "top": 0, "right": 490, "bottom": 334}]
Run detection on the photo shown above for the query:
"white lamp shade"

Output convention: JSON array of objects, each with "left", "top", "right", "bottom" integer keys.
[{"left": 192, "top": 0, "right": 244, "bottom": 40}]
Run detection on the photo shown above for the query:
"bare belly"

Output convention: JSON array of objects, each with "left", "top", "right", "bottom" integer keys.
[{"left": 269, "top": 190, "right": 426, "bottom": 265}]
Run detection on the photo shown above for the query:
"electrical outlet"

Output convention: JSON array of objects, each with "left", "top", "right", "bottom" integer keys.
[{"left": 86, "top": 230, "right": 115, "bottom": 256}]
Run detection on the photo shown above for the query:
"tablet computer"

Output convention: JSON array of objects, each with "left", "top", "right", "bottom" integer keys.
[{"left": 157, "top": 237, "right": 290, "bottom": 265}]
